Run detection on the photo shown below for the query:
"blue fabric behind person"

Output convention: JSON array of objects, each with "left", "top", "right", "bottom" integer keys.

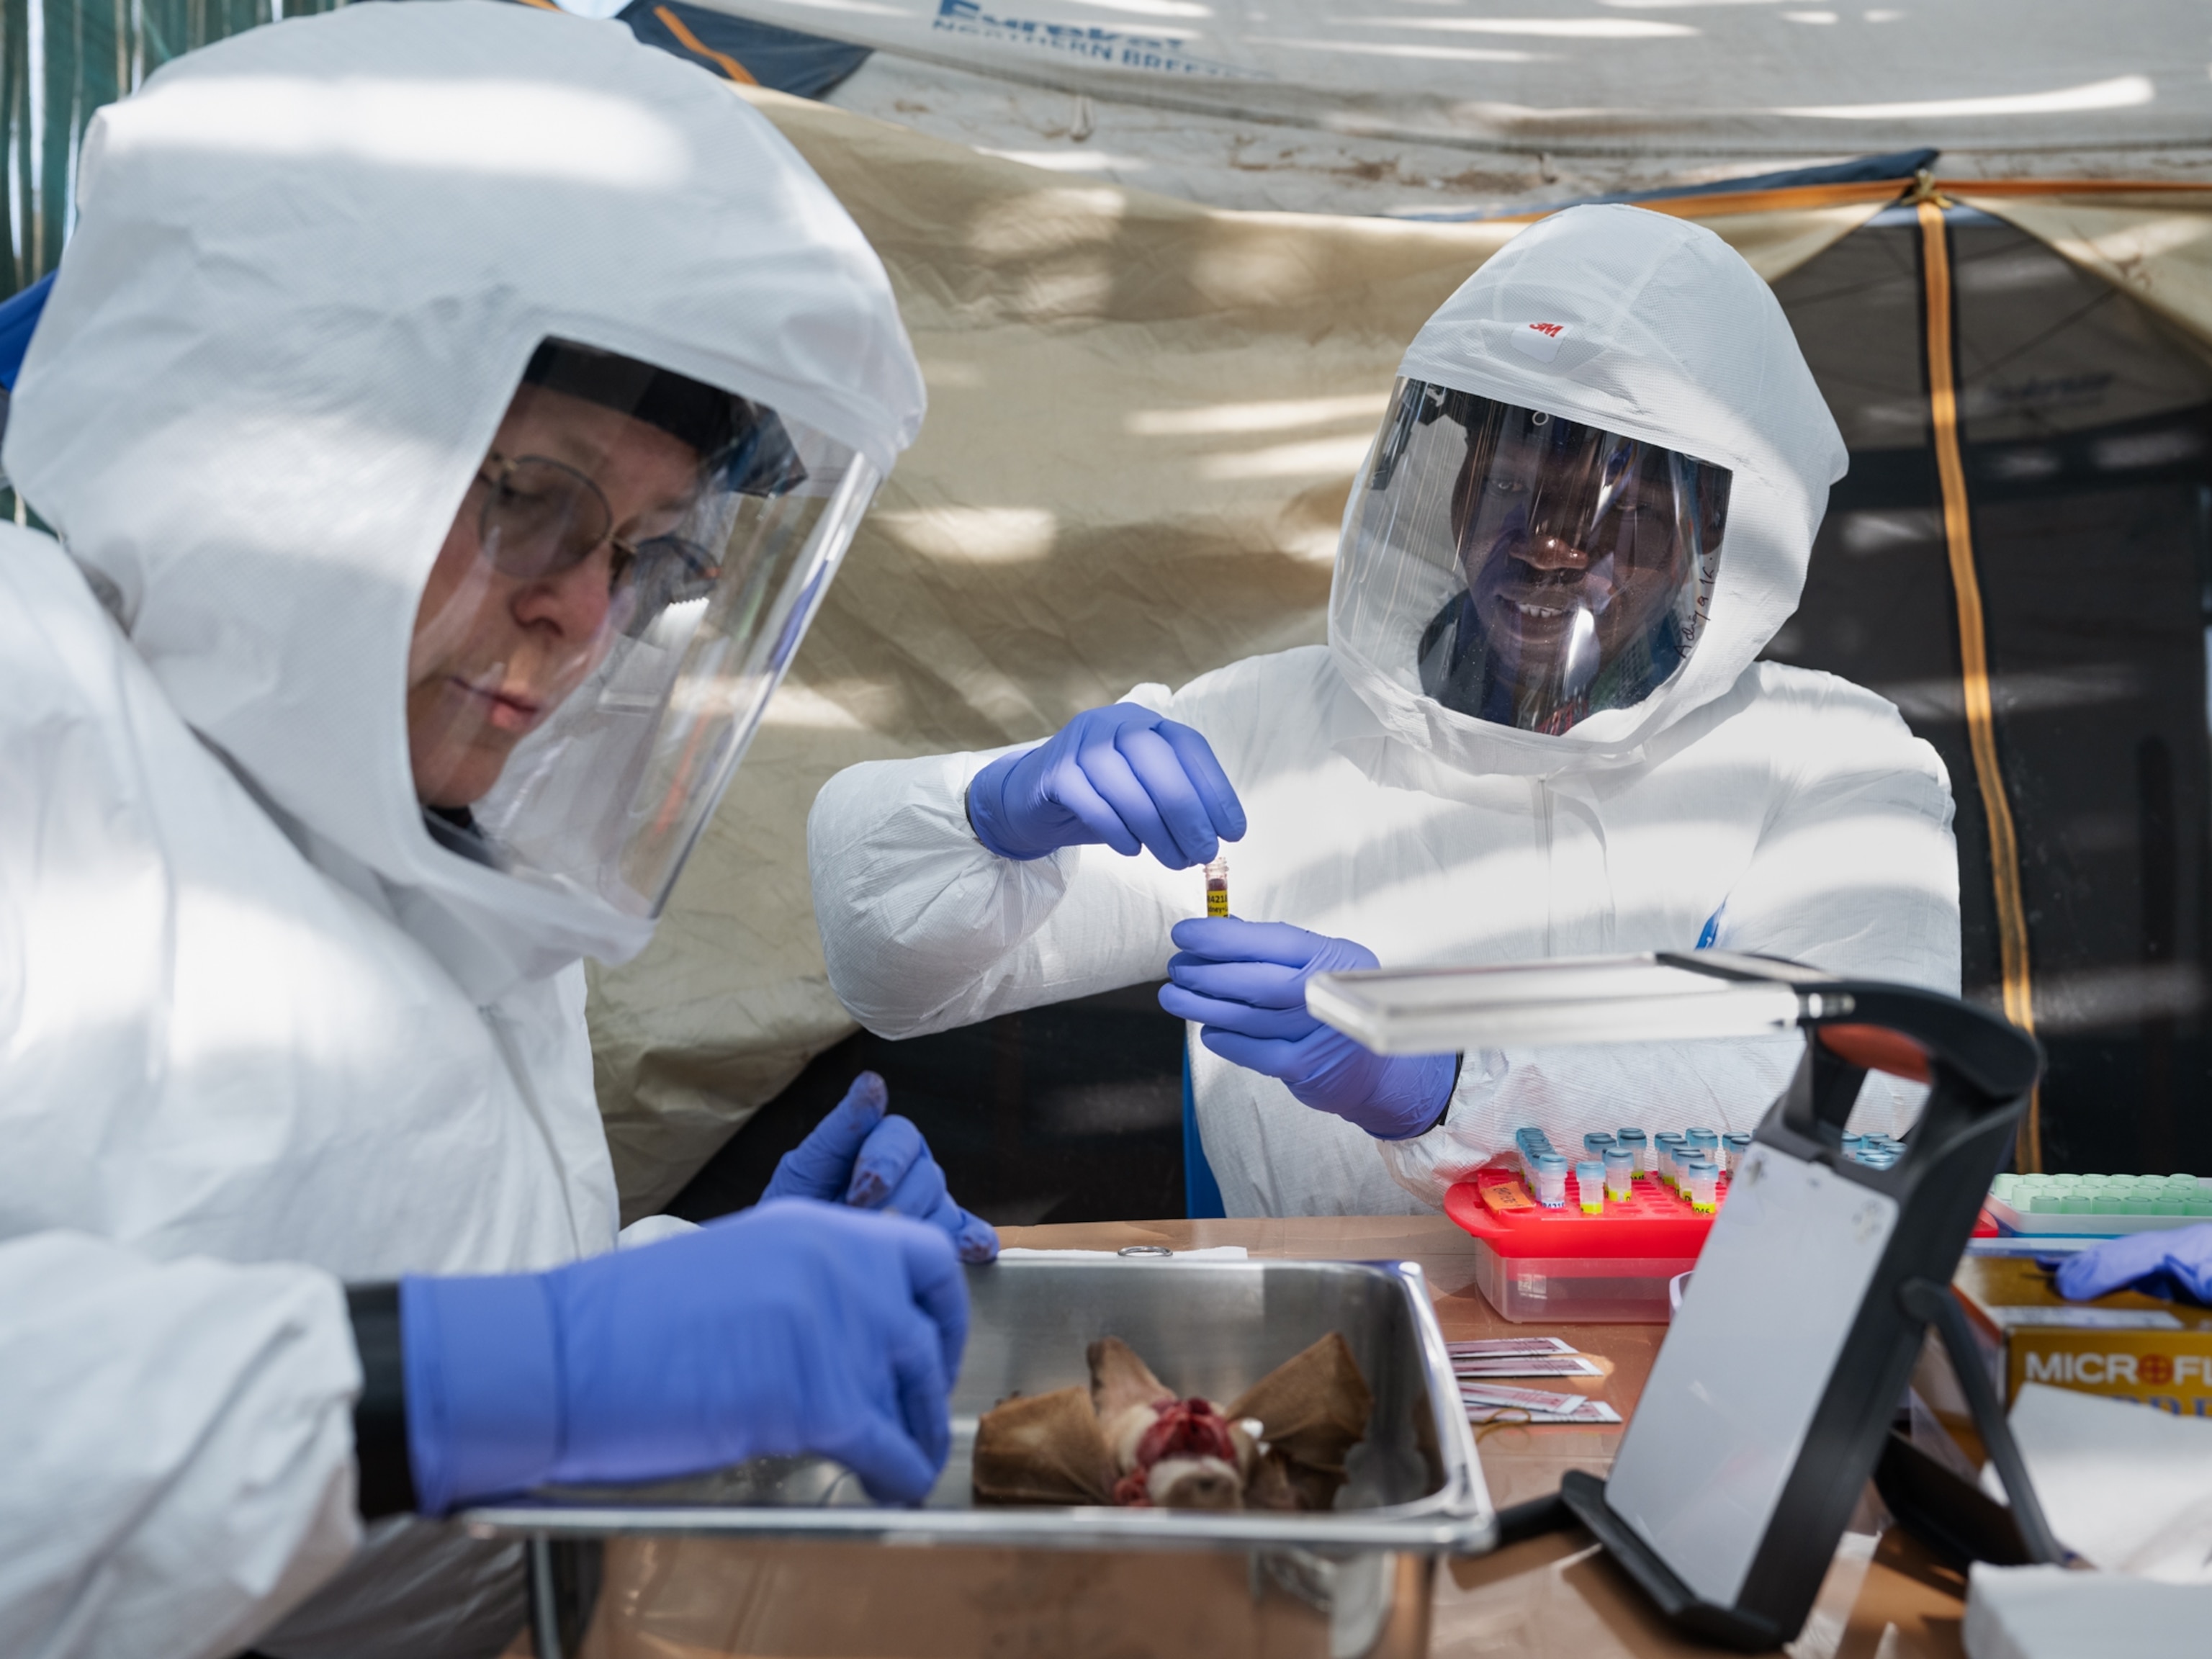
[
  {"left": 0, "top": 273, "right": 53, "bottom": 389},
  {"left": 1183, "top": 1053, "right": 1226, "bottom": 1219},
  {"left": 616, "top": 1, "right": 871, "bottom": 99}
]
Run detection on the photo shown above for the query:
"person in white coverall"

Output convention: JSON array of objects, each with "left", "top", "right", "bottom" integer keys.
[
  {"left": 810, "top": 204, "right": 1961, "bottom": 1219},
  {"left": 0, "top": 7, "right": 996, "bottom": 1659}
]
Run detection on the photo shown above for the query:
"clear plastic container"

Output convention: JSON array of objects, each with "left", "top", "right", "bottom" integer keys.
[
  {"left": 1445, "top": 1159, "right": 1723, "bottom": 1323},
  {"left": 1468, "top": 1244, "right": 1704, "bottom": 1323}
]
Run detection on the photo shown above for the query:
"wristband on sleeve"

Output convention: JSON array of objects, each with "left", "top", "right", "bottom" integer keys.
[{"left": 345, "top": 1283, "right": 418, "bottom": 1519}]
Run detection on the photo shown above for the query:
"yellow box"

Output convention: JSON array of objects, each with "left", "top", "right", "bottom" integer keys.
[{"left": 1952, "top": 1255, "right": 2212, "bottom": 1419}]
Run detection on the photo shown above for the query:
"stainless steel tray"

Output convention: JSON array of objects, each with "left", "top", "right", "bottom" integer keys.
[{"left": 464, "top": 1255, "right": 1496, "bottom": 1556}]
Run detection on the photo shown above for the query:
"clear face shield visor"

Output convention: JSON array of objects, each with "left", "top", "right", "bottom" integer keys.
[
  {"left": 1345, "top": 380, "right": 1733, "bottom": 735},
  {"left": 408, "top": 338, "right": 877, "bottom": 917}
]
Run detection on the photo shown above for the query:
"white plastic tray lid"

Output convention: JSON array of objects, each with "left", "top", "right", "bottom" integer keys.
[{"left": 1305, "top": 952, "right": 1825, "bottom": 1053}]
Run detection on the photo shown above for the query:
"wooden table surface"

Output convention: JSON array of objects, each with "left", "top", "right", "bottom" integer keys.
[{"left": 1001, "top": 1215, "right": 1972, "bottom": 1659}]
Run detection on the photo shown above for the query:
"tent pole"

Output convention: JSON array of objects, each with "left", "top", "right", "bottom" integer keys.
[{"left": 1915, "top": 188, "right": 2041, "bottom": 1172}]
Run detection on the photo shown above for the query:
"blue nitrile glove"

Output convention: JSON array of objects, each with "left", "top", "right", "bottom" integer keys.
[
  {"left": 1158, "top": 917, "right": 1460, "bottom": 1141},
  {"left": 763, "top": 1071, "right": 999, "bottom": 1264},
  {"left": 2055, "top": 1222, "right": 2212, "bottom": 1305},
  {"left": 400, "top": 1198, "right": 967, "bottom": 1513},
  {"left": 966, "top": 703, "right": 1246, "bottom": 869}
]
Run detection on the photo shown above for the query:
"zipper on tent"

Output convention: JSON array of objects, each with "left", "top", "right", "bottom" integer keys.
[{"left": 1915, "top": 179, "right": 2041, "bottom": 1172}]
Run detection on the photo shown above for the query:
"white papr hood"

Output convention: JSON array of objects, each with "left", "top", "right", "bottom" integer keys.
[
  {"left": 1327, "top": 203, "right": 1848, "bottom": 779},
  {"left": 4, "top": 1, "right": 923, "bottom": 994}
]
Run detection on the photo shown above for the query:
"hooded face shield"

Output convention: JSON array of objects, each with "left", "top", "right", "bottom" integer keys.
[
  {"left": 1344, "top": 379, "right": 1733, "bottom": 736},
  {"left": 408, "top": 338, "right": 876, "bottom": 919}
]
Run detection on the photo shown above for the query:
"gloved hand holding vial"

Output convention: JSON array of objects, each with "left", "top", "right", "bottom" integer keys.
[{"left": 1161, "top": 919, "right": 1460, "bottom": 1141}]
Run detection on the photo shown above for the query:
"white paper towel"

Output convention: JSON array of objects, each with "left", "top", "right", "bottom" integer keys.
[
  {"left": 1995, "top": 1384, "right": 2212, "bottom": 1581},
  {"left": 1964, "top": 1564, "right": 2212, "bottom": 1659}
]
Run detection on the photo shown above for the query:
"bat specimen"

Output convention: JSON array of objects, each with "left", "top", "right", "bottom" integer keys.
[{"left": 973, "top": 1332, "right": 1372, "bottom": 1512}]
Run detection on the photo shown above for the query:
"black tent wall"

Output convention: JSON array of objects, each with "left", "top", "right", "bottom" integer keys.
[{"left": 1769, "top": 202, "right": 2212, "bottom": 1178}]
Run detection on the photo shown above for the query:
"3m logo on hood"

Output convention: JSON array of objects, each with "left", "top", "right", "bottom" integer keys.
[{"left": 1510, "top": 322, "right": 1568, "bottom": 364}]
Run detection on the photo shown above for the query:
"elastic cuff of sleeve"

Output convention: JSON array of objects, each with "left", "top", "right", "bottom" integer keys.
[
  {"left": 965, "top": 750, "right": 1051, "bottom": 861},
  {"left": 346, "top": 1283, "right": 419, "bottom": 1519},
  {"left": 400, "top": 1272, "right": 562, "bottom": 1516}
]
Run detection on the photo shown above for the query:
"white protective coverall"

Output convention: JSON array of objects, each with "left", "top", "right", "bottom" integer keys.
[
  {"left": 0, "top": 6, "right": 922, "bottom": 1656},
  {"left": 810, "top": 205, "right": 1959, "bottom": 1218},
  {"left": 0, "top": 1233, "right": 358, "bottom": 1659}
]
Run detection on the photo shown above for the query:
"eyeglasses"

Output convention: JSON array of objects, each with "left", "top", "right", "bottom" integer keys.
[{"left": 474, "top": 451, "right": 722, "bottom": 608}]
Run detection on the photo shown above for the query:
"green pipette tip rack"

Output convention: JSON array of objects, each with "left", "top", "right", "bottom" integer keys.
[{"left": 1988, "top": 1172, "right": 2212, "bottom": 1232}]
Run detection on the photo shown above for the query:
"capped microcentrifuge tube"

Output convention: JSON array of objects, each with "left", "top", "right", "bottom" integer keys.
[
  {"left": 1686, "top": 1126, "right": 1720, "bottom": 1167},
  {"left": 1655, "top": 1133, "right": 1687, "bottom": 1190},
  {"left": 1515, "top": 1127, "right": 1554, "bottom": 1181},
  {"left": 1616, "top": 1128, "right": 1650, "bottom": 1177},
  {"left": 1533, "top": 1151, "right": 1569, "bottom": 1209},
  {"left": 1604, "top": 1146, "right": 1634, "bottom": 1202},
  {"left": 1723, "top": 1132, "right": 1753, "bottom": 1174},
  {"left": 1584, "top": 1131, "right": 1617, "bottom": 1158},
  {"left": 1575, "top": 1159, "right": 1606, "bottom": 1214},
  {"left": 1686, "top": 1158, "right": 1720, "bottom": 1214},
  {"left": 1203, "top": 854, "right": 1229, "bottom": 918}
]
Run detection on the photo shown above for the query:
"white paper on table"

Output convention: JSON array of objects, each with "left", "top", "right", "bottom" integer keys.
[
  {"left": 1964, "top": 1564, "right": 2212, "bottom": 1659},
  {"left": 1453, "top": 1356, "right": 1604, "bottom": 1377},
  {"left": 1983, "top": 1305, "right": 2182, "bottom": 1331},
  {"left": 994, "top": 1246, "right": 1250, "bottom": 1261},
  {"left": 1465, "top": 1400, "right": 1622, "bottom": 1426},
  {"left": 1457, "top": 1380, "right": 1591, "bottom": 1414},
  {"left": 1993, "top": 1385, "right": 2212, "bottom": 1582},
  {"left": 1447, "top": 1337, "right": 1577, "bottom": 1357}
]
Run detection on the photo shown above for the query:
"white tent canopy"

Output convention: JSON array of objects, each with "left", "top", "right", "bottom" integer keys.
[
  {"left": 680, "top": 0, "right": 2212, "bottom": 215},
  {"left": 698, "top": 0, "right": 2212, "bottom": 158}
]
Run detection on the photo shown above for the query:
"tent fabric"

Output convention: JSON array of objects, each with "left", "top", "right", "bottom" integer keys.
[
  {"left": 1956, "top": 189, "right": 2212, "bottom": 375},
  {"left": 612, "top": 0, "right": 874, "bottom": 98},
  {"left": 1406, "top": 148, "right": 1942, "bottom": 223},
  {"left": 1761, "top": 201, "right": 2212, "bottom": 1176},
  {"left": 584, "top": 88, "right": 1898, "bottom": 1216},
  {"left": 697, "top": 0, "right": 2212, "bottom": 161}
]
